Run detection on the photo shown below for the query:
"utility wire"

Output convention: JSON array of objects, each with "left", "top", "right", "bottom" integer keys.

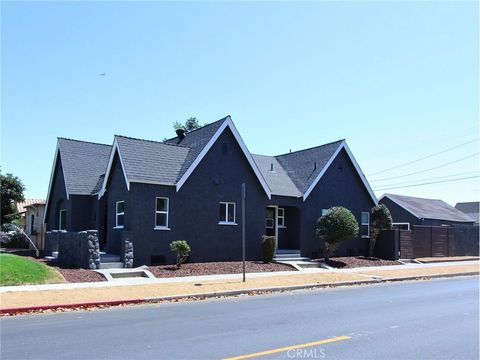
[
  {"left": 373, "top": 175, "right": 479, "bottom": 191},
  {"left": 368, "top": 138, "right": 479, "bottom": 177},
  {"left": 370, "top": 171, "right": 480, "bottom": 188},
  {"left": 370, "top": 153, "right": 479, "bottom": 182}
]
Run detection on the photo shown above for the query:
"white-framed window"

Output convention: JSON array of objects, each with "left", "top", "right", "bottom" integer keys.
[
  {"left": 115, "top": 201, "right": 125, "bottom": 228},
  {"left": 219, "top": 202, "right": 236, "bottom": 225},
  {"left": 266, "top": 207, "right": 275, "bottom": 228},
  {"left": 155, "top": 197, "right": 169, "bottom": 229},
  {"left": 361, "top": 211, "right": 370, "bottom": 237},
  {"left": 278, "top": 208, "right": 286, "bottom": 227},
  {"left": 321, "top": 209, "right": 330, "bottom": 216},
  {"left": 392, "top": 222, "right": 410, "bottom": 231},
  {"left": 59, "top": 209, "right": 67, "bottom": 230}
]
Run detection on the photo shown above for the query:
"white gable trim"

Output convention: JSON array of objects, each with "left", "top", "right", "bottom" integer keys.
[
  {"left": 378, "top": 194, "right": 422, "bottom": 219},
  {"left": 176, "top": 117, "right": 272, "bottom": 199},
  {"left": 303, "top": 141, "right": 378, "bottom": 204},
  {"left": 98, "top": 138, "right": 130, "bottom": 199},
  {"left": 43, "top": 143, "right": 70, "bottom": 224}
]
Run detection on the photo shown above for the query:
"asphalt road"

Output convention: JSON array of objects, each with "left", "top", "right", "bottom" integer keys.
[{"left": 1, "top": 276, "right": 478, "bottom": 360}]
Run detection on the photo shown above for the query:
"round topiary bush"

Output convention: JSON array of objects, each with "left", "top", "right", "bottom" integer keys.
[{"left": 316, "top": 207, "right": 359, "bottom": 260}]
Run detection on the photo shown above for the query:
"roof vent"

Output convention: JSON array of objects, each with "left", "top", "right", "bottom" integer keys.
[
  {"left": 176, "top": 129, "right": 186, "bottom": 140},
  {"left": 270, "top": 163, "right": 274, "bottom": 171}
]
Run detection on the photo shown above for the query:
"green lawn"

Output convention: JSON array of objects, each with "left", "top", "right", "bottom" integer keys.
[{"left": 0, "top": 253, "right": 65, "bottom": 286}]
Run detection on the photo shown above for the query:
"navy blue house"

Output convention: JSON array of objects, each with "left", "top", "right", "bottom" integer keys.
[
  {"left": 379, "top": 193, "right": 476, "bottom": 229},
  {"left": 44, "top": 116, "right": 378, "bottom": 266}
]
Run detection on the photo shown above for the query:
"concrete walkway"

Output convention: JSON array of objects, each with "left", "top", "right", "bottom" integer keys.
[
  {"left": 0, "top": 260, "right": 478, "bottom": 311},
  {"left": 0, "top": 260, "right": 478, "bottom": 294}
]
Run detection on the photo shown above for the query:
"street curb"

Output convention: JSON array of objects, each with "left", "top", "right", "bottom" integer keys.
[{"left": 1, "top": 272, "right": 478, "bottom": 315}]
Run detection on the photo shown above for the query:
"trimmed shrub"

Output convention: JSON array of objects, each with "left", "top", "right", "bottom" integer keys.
[
  {"left": 170, "top": 240, "right": 191, "bottom": 268},
  {"left": 370, "top": 204, "right": 393, "bottom": 256},
  {"left": 261, "top": 235, "right": 276, "bottom": 263},
  {"left": 316, "top": 207, "right": 359, "bottom": 260}
]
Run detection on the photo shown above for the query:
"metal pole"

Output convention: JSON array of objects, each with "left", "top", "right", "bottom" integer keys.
[{"left": 242, "top": 183, "right": 246, "bottom": 282}]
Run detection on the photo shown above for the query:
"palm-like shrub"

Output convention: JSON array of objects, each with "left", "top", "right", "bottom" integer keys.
[{"left": 170, "top": 240, "right": 191, "bottom": 268}]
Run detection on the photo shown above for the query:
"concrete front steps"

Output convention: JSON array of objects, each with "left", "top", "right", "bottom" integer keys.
[
  {"left": 274, "top": 249, "right": 324, "bottom": 271},
  {"left": 99, "top": 253, "right": 123, "bottom": 269}
]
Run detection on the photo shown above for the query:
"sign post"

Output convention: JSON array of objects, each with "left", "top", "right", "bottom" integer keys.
[{"left": 242, "top": 183, "right": 246, "bottom": 282}]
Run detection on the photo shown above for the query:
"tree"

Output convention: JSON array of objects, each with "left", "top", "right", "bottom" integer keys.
[
  {"left": 173, "top": 117, "right": 202, "bottom": 133},
  {"left": 0, "top": 170, "right": 26, "bottom": 225},
  {"left": 170, "top": 240, "right": 191, "bottom": 268},
  {"left": 316, "top": 207, "right": 359, "bottom": 260},
  {"left": 369, "top": 204, "right": 393, "bottom": 257}
]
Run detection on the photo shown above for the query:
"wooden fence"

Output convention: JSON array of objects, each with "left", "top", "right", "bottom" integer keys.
[{"left": 399, "top": 225, "right": 479, "bottom": 259}]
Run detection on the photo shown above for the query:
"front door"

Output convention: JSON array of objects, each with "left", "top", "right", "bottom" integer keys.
[{"left": 265, "top": 207, "right": 277, "bottom": 248}]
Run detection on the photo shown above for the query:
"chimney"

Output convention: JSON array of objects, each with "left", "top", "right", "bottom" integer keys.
[
  {"left": 176, "top": 129, "right": 186, "bottom": 140},
  {"left": 314, "top": 161, "right": 317, "bottom": 170},
  {"left": 270, "top": 163, "right": 274, "bottom": 171}
]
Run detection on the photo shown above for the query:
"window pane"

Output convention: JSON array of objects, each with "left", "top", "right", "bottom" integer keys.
[
  {"left": 266, "top": 219, "right": 274, "bottom": 228},
  {"left": 360, "top": 224, "right": 368, "bottom": 236},
  {"left": 227, "top": 203, "right": 235, "bottom": 223},
  {"left": 266, "top": 208, "right": 274, "bottom": 220},
  {"left": 117, "top": 214, "right": 124, "bottom": 227},
  {"left": 117, "top": 201, "right": 125, "bottom": 213},
  {"left": 278, "top": 217, "right": 284, "bottom": 227},
  {"left": 278, "top": 208, "right": 284, "bottom": 217},
  {"left": 156, "top": 198, "right": 167, "bottom": 212},
  {"left": 219, "top": 203, "right": 226, "bottom": 222},
  {"left": 156, "top": 213, "right": 167, "bottom": 227},
  {"left": 361, "top": 212, "right": 369, "bottom": 224},
  {"left": 60, "top": 210, "right": 67, "bottom": 230}
]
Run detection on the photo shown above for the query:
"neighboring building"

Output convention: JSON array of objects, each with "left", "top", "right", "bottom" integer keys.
[
  {"left": 455, "top": 202, "right": 479, "bottom": 224},
  {"left": 379, "top": 194, "right": 476, "bottom": 229},
  {"left": 44, "top": 116, "right": 377, "bottom": 265},
  {"left": 24, "top": 201, "right": 46, "bottom": 250},
  {"left": 9, "top": 198, "right": 45, "bottom": 231}
]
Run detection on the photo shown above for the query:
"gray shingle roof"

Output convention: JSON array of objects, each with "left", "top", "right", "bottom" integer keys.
[
  {"left": 455, "top": 202, "right": 479, "bottom": 222},
  {"left": 164, "top": 117, "right": 227, "bottom": 181},
  {"left": 275, "top": 140, "right": 344, "bottom": 194},
  {"left": 115, "top": 136, "right": 189, "bottom": 184},
  {"left": 252, "top": 155, "right": 302, "bottom": 197},
  {"left": 58, "top": 138, "right": 112, "bottom": 195},
  {"left": 383, "top": 194, "right": 475, "bottom": 223}
]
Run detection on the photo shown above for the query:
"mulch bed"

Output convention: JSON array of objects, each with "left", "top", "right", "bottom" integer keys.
[
  {"left": 319, "top": 256, "right": 401, "bottom": 269},
  {"left": 149, "top": 261, "right": 295, "bottom": 278},
  {"left": 34, "top": 258, "right": 106, "bottom": 283}
]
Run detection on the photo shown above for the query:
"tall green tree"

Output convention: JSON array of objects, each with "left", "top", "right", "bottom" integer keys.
[
  {"left": 316, "top": 207, "right": 359, "bottom": 260},
  {"left": 173, "top": 117, "right": 202, "bottom": 133},
  {"left": 0, "top": 170, "right": 26, "bottom": 225},
  {"left": 369, "top": 204, "right": 393, "bottom": 257}
]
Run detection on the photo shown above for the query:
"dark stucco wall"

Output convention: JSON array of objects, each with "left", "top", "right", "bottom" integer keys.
[
  {"left": 45, "top": 153, "right": 70, "bottom": 231},
  {"left": 379, "top": 197, "right": 421, "bottom": 227},
  {"left": 104, "top": 152, "right": 130, "bottom": 255},
  {"left": 128, "top": 128, "right": 268, "bottom": 265},
  {"left": 301, "top": 149, "right": 376, "bottom": 258},
  {"left": 69, "top": 195, "right": 96, "bottom": 231}
]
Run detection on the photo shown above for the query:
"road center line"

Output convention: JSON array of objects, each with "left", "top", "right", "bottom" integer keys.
[{"left": 222, "top": 335, "right": 351, "bottom": 360}]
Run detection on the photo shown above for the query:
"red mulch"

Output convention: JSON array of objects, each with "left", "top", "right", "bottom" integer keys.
[
  {"left": 149, "top": 261, "right": 295, "bottom": 278},
  {"left": 319, "top": 256, "right": 401, "bottom": 269}
]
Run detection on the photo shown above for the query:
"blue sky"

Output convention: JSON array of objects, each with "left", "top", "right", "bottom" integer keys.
[{"left": 1, "top": 1, "right": 478, "bottom": 205}]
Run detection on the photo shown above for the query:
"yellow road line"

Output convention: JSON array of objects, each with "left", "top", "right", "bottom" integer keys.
[{"left": 222, "top": 335, "right": 351, "bottom": 360}]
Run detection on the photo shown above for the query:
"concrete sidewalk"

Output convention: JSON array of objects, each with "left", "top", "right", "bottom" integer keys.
[{"left": 0, "top": 260, "right": 478, "bottom": 312}]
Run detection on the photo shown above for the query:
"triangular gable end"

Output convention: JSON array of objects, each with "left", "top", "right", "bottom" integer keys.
[
  {"left": 43, "top": 142, "right": 70, "bottom": 224},
  {"left": 98, "top": 138, "right": 130, "bottom": 198},
  {"left": 176, "top": 116, "right": 272, "bottom": 199},
  {"left": 303, "top": 141, "right": 378, "bottom": 204}
]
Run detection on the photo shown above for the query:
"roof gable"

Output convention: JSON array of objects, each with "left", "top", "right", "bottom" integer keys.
[{"left": 380, "top": 194, "right": 474, "bottom": 223}]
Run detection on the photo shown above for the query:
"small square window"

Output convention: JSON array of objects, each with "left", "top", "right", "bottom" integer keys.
[{"left": 278, "top": 208, "right": 286, "bottom": 227}]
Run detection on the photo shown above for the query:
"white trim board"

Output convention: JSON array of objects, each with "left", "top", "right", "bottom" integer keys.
[
  {"left": 43, "top": 143, "right": 70, "bottom": 224},
  {"left": 98, "top": 138, "right": 130, "bottom": 199},
  {"left": 175, "top": 116, "right": 272, "bottom": 199},
  {"left": 302, "top": 141, "right": 378, "bottom": 205}
]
